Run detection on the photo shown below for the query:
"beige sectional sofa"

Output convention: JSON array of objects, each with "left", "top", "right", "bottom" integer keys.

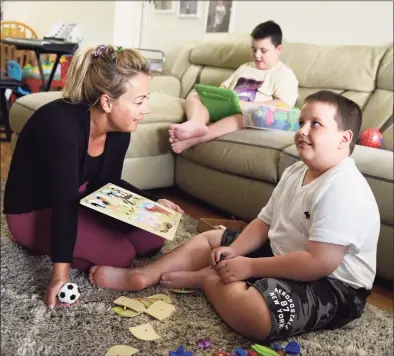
[{"left": 9, "top": 34, "right": 393, "bottom": 281}]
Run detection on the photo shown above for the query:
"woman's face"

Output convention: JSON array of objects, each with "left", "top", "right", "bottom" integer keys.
[{"left": 108, "top": 73, "right": 150, "bottom": 132}]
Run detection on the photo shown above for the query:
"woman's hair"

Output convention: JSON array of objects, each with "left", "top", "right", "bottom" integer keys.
[{"left": 63, "top": 45, "right": 149, "bottom": 107}]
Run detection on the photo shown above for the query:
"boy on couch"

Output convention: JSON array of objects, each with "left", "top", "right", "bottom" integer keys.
[
  {"left": 169, "top": 20, "right": 298, "bottom": 153},
  {"left": 90, "top": 91, "right": 379, "bottom": 342}
]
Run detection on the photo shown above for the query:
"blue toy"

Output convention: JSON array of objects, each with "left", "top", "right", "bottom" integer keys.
[
  {"left": 169, "top": 346, "right": 193, "bottom": 356},
  {"left": 7, "top": 60, "right": 30, "bottom": 96},
  {"left": 285, "top": 341, "right": 301, "bottom": 355},
  {"left": 235, "top": 347, "right": 248, "bottom": 356}
]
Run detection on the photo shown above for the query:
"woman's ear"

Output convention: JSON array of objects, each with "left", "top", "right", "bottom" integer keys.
[{"left": 99, "top": 94, "right": 112, "bottom": 113}]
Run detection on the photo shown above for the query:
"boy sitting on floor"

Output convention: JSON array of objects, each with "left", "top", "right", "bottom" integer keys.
[
  {"left": 90, "top": 91, "right": 379, "bottom": 342},
  {"left": 169, "top": 20, "right": 298, "bottom": 154}
]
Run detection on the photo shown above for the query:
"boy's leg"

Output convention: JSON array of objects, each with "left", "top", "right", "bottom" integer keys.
[
  {"left": 169, "top": 94, "right": 210, "bottom": 142},
  {"left": 89, "top": 229, "right": 223, "bottom": 291},
  {"left": 171, "top": 113, "right": 243, "bottom": 154},
  {"left": 160, "top": 267, "right": 272, "bottom": 341}
]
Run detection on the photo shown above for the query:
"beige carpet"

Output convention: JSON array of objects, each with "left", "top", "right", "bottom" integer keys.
[{"left": 1, "top": 203, "right": 393, "bottom": 355}]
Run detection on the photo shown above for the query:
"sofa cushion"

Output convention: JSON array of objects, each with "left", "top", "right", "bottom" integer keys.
[
  {"left": 281, "top": 43, "right": 387, "bottom": 93},
  {"left": 143, "top": 93, "right": 185, "bottom": 124},
  {"left": 377, "top": 47, "right": 393, "bottom": 91},
  {"left": 10, "top": 91, "right": 184, "bottom": 135},
  {"left": 181, "top": 129, "right": 295, "bottom": 184},
  {"left": 361, "top": 89, "right": 394, "bottom": 133}
]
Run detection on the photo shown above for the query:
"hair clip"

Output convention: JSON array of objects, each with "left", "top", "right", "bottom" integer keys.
[
  {"left": 115, "top": 46, "right": 123, "bottom": 53},
  {"left": 92, "top": 45, "right": 106, "bottom": 58}
]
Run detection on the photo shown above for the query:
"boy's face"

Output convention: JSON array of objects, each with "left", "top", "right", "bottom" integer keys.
[
  {"left": 295, "top": 102, "right": 352, "bottom": 170},
  {"left": 251, "top": 37, "right": 282, "bottom": 70}
]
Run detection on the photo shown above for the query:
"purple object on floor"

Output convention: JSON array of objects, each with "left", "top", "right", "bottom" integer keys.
[
  {"left": 197, "top": 338, "right": 213, "bottom": 350},
  {"left": 169, "top": 346, "right": 193, "bottom": 356}
]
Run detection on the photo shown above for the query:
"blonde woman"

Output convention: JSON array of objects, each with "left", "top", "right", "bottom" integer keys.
[{"left": 4, "top": 45, "right": 183, "bottom": 309}]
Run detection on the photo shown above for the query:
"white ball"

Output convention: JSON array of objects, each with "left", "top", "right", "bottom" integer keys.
[{"left": 57, "top": 283, "right": 81, "bottom": 304}]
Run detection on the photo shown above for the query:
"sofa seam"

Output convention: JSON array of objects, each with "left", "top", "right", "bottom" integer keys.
[{"left": 12, "top": 102, "right": 36, "bottom": 112}]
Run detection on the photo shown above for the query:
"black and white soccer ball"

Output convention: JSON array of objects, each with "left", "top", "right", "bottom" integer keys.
[{"left": 57, "top": 283, "right": 81, "bottom": 304}]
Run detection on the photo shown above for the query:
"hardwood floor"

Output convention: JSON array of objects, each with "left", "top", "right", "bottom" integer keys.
[{"left": 1, "top": 141, "right": 393, "bottom": 312}]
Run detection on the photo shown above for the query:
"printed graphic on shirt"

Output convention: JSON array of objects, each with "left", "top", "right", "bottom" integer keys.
[
  {"left": 268, "top": 287, "right": 298, "bottom": 331},
  {"left": 233, "top": 77, "right": 263, "bottom": 102}
]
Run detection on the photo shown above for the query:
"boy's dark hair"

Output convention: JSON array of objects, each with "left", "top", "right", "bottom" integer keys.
[
  {"left": 251, "top": 21, "right": 282, "bottom": 47},
  {"left": 304, "top": 91, "right": 362, "bottom": 155}
]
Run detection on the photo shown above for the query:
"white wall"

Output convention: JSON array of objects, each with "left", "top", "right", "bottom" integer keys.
[
  {"left": 232, "top": 1, "right": 393, "bottom": 47},
  {"left": 140, "top": 1, "right": 393, "bottom": 73},
  {"left": 2, "top": 1, "right": 116, "bottom": 48},
  {"left": 3, "top": 1, "right": 393, "bottom": 72}
]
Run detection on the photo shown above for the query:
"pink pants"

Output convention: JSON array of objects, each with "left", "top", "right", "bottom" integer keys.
[{"left": 5, "top": 185, "right": 165, "bottom": 271}]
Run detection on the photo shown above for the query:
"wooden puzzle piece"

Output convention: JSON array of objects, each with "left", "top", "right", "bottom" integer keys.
[
  {"left": 144, "top": 300, "right": 176, "bottom": 321},
  {"left": 113, "top": 296, "right": 146, "bottom": 312},
  {"left": 146, "top": 293, "right": 172, "bottom": 304},
  {"left": 112, "top": 306, "right": 141, "bottom": 318},
  {"left": 105, "top": 345, "right": 139, "bottom": 356},
  {"left": 168, "top": 288, "right": 195, "bottom": 294},
  {"left": 129, "top": 323, "right": 161, "bottom": 341}
]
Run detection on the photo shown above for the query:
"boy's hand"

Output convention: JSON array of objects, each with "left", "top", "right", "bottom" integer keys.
[
  {"left": 215, "top": 256, "right": 253, "bottom": 284},
  {"left": 210, "top": 246, "right": 238, "bottom": 266}
]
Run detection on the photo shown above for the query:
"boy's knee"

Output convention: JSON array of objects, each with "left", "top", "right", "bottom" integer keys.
[{"left": 203, "top": 229, "right": 224, "bottom": 249}]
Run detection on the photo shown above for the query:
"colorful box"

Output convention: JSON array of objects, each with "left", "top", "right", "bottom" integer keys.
[
  {"left": 198, "top": 218, "right": 248, "bottom": 233},
  {"left": 243, "top": 104, "right": 300, "bottom": 132}
]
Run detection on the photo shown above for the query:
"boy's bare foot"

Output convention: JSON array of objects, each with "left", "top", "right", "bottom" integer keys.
[
  {"left": 169, "top": 121, "right": 208, "bottom": 141},
  {"left": 168, "top": 127, "right": 178, "bottom": 143},
  {"left": 89, "top": 265, "right": 148, "bottom": 291},
  {"left": 171, "top": 138, "right": 199, "bottom": 154},
  {"left": 160, "top": 269, "right": 211, "bottom": 290}
]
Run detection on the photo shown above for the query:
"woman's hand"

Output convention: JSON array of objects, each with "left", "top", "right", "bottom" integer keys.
[
  {"left": 44, "top": 278, "right": 68, "bottom": 309},
  {"left": 45, "top": 262, "right": 70, "bottom": 309},
  {"left": 210, "top": 246, "right": 238, "bottom": 267},
  {"left": 157, "top": 199, "right": 184, "bottom": 213}
]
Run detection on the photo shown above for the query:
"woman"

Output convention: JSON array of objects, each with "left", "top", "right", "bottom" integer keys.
[{"left": 3, "top": 44, "right": 183, "bottom": 309}]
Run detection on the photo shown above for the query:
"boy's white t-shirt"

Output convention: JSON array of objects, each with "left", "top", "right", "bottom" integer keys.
[
  {"left": 258, "top": 158, "right": 380, "bottom": 290},
  {"left": 220, "top": 61, "right": 298, "bottom": 108}
]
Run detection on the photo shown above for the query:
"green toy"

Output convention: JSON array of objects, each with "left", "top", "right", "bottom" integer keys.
[
  {"left": 251, "top": 344, "right": 279, "bottom": 356},
  {"left": 194, "top": 84, "right": 242, "bottom": 122}
]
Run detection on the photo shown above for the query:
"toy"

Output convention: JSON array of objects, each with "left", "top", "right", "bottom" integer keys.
[
  {"left": 57, "top": 282, "right": 80, "bottom": 304},
  {"left": 198, "top": 338, "right": 213, "bottom": 350},
  {"left": 359, "top": 128, "right": 383, "bottom": 149},
  {"left": 247, "top": 351, "right": 258, "bottom": 356},
  {"left": 169, "top": 346, "right": 193, "bottom": 356},
  {"left": 285, "top": 341, "right": 301, "bottom": 355},
  {"left": 214, "top": 349, "right": 228, "bottom": 356},
  {"left": 235, "top": 348, "right": 248, "bottom": 356},
  {"left": 251, "top": 344, "right": 278, "bottom": 356},
  {"left": 246, "top": 105, "right": 300, "bottom": 132}
]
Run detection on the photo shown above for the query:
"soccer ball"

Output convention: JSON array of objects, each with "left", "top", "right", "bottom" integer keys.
[{"left": 57, "top": 283, "right": 81, "bottom": 304}]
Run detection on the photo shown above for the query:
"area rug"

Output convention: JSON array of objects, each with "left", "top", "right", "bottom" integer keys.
[{"left": 1, "top": 203, "right": 393, "bottom": 355}]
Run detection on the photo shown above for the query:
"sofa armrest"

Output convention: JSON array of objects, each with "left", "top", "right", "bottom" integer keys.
[
  {"left": 150, "top": 75, "right": 181, "bottom": 98},
  {"left": 142, "top": 92, "right": 185, "bottom": 125}
]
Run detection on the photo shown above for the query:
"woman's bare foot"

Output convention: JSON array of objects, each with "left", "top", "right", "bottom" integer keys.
[
  {"left": 89, "top": 265, "right": 149, "bottom": 291},
  {"left": 171, "top": 136, "right": 201, "bottom": 154},
  {"left": 169, "top": 121, "right": 208, "bottom": 141},
  {"left": 160, "top": 269, "right": 211, "bottom": 290}
]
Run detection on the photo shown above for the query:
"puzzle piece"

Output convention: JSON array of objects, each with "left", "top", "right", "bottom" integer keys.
[
  {"left": 144, "top": 300, "right": 176, "bottom": 321},
  {"left": 147, "top": 293, "right": 172, "bottom": 304},
  {"left": 113, "top": 296, "right": 146, "bottom": 312},
  {"left": 112, "top": 306, "right": 141, "bottom": 318},
  {"left": 105, "top": 345, "right": 139, "bottom": 356},
  {"left": 129, "top": 323, "right": 161, "bottom": 341}
]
